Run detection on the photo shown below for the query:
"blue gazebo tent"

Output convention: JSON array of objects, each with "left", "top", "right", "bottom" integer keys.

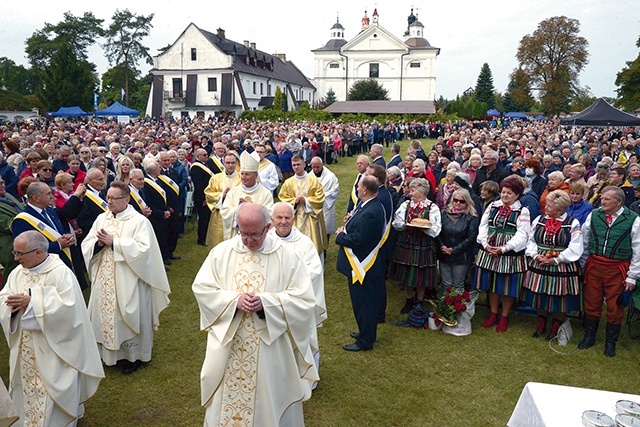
[
  {"left": 48, "top": 106, "right": 90, "bottom": 117},
  {"left": 505, "top": 112, "right": 528, "bottom": 120},
  {"left": 95, "top": 101, "right": 140, "bottom": 116},
  {"left": 487, "top": 109, "right": 501, "bottom": 117}
]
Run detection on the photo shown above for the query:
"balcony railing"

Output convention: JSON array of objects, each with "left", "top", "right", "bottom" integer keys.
[{"left": 164, "top": 90, "right": 184, "bottom": 101}]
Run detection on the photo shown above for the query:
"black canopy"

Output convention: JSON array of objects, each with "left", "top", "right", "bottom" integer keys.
[{"left": 560, "top": 98, "right": 640, "bottom": 126}]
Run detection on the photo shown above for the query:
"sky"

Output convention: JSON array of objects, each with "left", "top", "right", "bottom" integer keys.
[{"left": 1, "top": 0, "right": 638, "bottom": 100}]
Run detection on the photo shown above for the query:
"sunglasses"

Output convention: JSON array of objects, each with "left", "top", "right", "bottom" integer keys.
[
  {"left": 452, "top": 198, "right": 467, "bottom": 204},
  {"left": 41, "top": 168, "right": 53, "bottom": 172}
]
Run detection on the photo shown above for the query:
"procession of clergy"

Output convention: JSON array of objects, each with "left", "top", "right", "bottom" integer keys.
[{"left": 0, "top": 143, "right": 344, "bottom": 426}]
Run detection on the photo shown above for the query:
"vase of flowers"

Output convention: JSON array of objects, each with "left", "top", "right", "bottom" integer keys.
[{"left": 427, "top": 288, "right": 478, "bottom": 336}]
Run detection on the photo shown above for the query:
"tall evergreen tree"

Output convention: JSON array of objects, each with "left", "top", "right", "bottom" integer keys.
[
  {"left": 326, "top": 88, "right": 337, "bottom": 105},
  {"left": 474, "top": 63, "right": 496, "bottom": 109},
  {"left": 273, "top": 86, "right": 286, "bottom": 112},
  {"left": 503, "top": 68, "right": 535, "bottom": 112},
  {"left": 347, "top": 79, "right": 389, "bottom": 101}
]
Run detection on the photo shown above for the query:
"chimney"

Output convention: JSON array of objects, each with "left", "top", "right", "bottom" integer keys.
[
  {"left": 216, "top": 28, "right": 225, "bottom": 40},
  {"left": 244, "top": 40, "right": 249, "bottom": 48},
  {"left": 273, "top": 53, "right": 287, "bottom": 62},
  {"left": 250, "top": 42, "right": 256, "bottom": 50}
]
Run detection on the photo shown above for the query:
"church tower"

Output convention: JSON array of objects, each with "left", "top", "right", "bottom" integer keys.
[
  {"left": 330, "top": 14, "right": 345, "bottom": 40},
  {"left": 360, "top": 10, "right": 370, "bottom": 32}
]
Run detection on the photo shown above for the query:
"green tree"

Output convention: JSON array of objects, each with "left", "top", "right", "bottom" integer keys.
[
  {"left": 503, "top": 68, "right": 535, "bottom": 112},
  {"left": 0, "top": 58, "right": 38, "bottom": 95},
  {"left": 102, "top": 9, "right": 154, "bottom": 106},
  {"left": 326, "top": 88, "right": 337, "bottom": 105},
  {"left": 474, "top": 63, "right": 496, "bottom": 109},
  {"left": 0, "top": 89, "right": 33, "bottom": 111},
  {"left": 347, "top": 79, "right": 389, "bottom": 101},
  {"left": 38, "top": 44, "right": 98, "bottom": 111},
  {"left": 516, "top": 16, "right": 589, "bottom": 116},
  {"left": 25, "top": 12, "right": 103, "bottom": 110},
  {"left": 615, "top": 36, "right": 640, "bottom": 112},
  {"left": 273, "top": 86, "right": 286, "bottom": 112}
]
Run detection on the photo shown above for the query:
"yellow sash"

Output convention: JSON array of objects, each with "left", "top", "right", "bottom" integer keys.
[
  {"left": 129, "top": 185, "right": 147, "bottom": 210},
  {"left": 191, "top": 161, "right": 214, "bottom": 177},
  {"left": 209, "top": 156, "right": 223, "bottom": 172},
  {"left": 13, "top": 212, "right": 72, "bottom": 261},
  {"left": 350, "top": 174, "right": 360, "bottom": 205},
  {"left": 158, "top": 174, "right": 179, "bottom": 195},
  {"left": 85, "top": 191, "right": 108, "bottom": 212},
  {"left": 144, "top": 178, "right": 166, "bottom": 203}
]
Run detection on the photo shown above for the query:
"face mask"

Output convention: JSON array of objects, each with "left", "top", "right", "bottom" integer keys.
[{"left": 525, "top": 168, "right": 535, "bottom": 176}]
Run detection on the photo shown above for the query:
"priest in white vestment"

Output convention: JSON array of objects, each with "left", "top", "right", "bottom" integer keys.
[
  {"left": 269, "top": 202, "right": 326, "bottom": 379},
  {"left": 193, "top": 203, "right": 318, "bottom": 427},
  {"left": 252, "top": 143, "right": 280, "bottom": 193},
  {"left": 204, "top": 152, "right": 241, "bottom": 247},
  {"left": 278, "top": 155, "right": 327, "bottom": 254},
  {"left": 220, "top": 150, "right": 274, "bottom": 240},
  {"left": 310, "top": 157, "right": 340, "bottom": 236},
  {"left": 0, "top": 231, "right": 104, "bottom": 426},
  {"left": 82, "top": 181, "right": 170, "bottom": 375}
]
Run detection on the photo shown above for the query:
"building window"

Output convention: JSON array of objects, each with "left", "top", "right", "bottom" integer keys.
[
  {"left": 172, "top": 78, "right": 183, "bottom": 98},
  {"left": 329, "top": 63, "right": 339, "bottom": 69},
  {"left": 191, "top": 48, "right": 197, "bottom": 61},
  {"left": 268, "top": 84, "right": 271, "bottom": 96},
  {"left": 253, "top": 82, "right": 256, "bottom": 94},
  {"left": 369, "top": 63, "right": 379, "bottom": 78},
  {"left": 208, "top": 78, "right": 217, "bottom": 91},
  {"left": 410, "top": 62, "right": 421, "bottom": 68},
  {"left": 260, "top": 82, "right": 264, "bottom": 95}
]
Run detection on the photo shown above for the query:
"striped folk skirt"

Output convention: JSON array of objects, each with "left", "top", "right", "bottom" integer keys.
[{"left": 392, "top": 229, "right": 437, "bottom": 289}]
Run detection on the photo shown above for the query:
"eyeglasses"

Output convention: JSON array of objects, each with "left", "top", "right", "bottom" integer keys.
[
  {"left": 106, "top": 196, "right": 127, "bottom": 201},
  {"left": 452, "top": 198, "right": 467, "bottom": 204},
  {"left": 12, "top": 248, "right": 38, "bottom": 257},
  {"left": 99, "top": 149, "right": 107, "bottom": 153},
  {"left": 238, "top": 225, "right": 267, "bottom": 240},
  {"left": 40, "top": 168, "right": 53, "bottom": 172}
]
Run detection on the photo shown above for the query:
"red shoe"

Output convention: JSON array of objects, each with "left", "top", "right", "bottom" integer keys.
[
  {"left": 496, "top": 316, "right": 509, "bottom": 333},
  {"left": 482, "top": 312, "right": 498, "bottom": 328}
]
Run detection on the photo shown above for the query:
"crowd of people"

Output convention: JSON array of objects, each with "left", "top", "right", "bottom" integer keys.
[{"left": 0, "top": 114, "right": 639, "bottom": 425}]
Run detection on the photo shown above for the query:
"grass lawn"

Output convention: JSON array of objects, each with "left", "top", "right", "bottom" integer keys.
[{"left": 1, "top": 139, "right": 639, "bottom": 426}]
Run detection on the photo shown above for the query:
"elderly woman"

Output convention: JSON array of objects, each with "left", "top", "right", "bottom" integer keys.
[
  {"left": 35, "top": 160, "right": 55, "bottom": 188},
  {"left": 565, "top": 163, "right": 589, "bottom": 199},
  {"left": 566, "top": 183, "right": 593, "bottom": 225},
  {"left": 436, "top": 188, "right": 479, "bottom": 291},
  {"left": 436, "top": 168, "right": 456, "bottom": 209},
  {"left": 115, "top": 156, "right": 135, "bottom": 185},
  {"left": 392, "top": 178, "right": 442, "bottom": 314},
  {"left": 540, "top": 171, "right": 570, "bottom": 213},
  {"left": 522, "top": 190, "right": 583, "bottom": 340},
  {"left": 463, "top": 153, "right": 482, "bottom": 184},
  {"left": 387, "top": 166, "right": 403, "bottom": 193},
  {"left": 18, "top": 152, "right": 42, "bottom": 180},
  {"left": 523, "top": 158, "right": 547, "bottom": 199},
  {"left": 476, "top": 180, "right": 500, "bottom": 216},
  {"left": 475, "top": 175, "right": 531, "bottom": 332}
]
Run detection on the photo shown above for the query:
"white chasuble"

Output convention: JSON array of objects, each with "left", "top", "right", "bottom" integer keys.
[{"left": 193, "top": 236, "right": 318, "bottom": 427}]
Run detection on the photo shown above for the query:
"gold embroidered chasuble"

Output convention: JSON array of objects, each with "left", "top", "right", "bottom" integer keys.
[
  {"left": 0, "top": 255, "right": 104, "bottom": 426},
  {"left": 204, "top": 172, "right": 241, "bottom": 247},
  {"left": 192, "top": 235, "right": 318, "bottom": 427}
]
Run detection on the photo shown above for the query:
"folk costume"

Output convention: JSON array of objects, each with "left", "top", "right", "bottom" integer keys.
[
  {"left": 475, "top": 200, "right": 531, "bottom": 296},
  {"left": 82, "top": 205, "right": 170, "bottom": 366},
  {"left": 0, "top": 255, "right": 104, "bottom": 426},
  {"left": 522, "top": 213, "right": 583, "bottom": 313},
  {"left": 192, "top": 234, "right": 318, "bottom": 427}
]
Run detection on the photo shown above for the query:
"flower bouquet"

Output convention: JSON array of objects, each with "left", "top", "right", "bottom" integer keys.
[{"left": 427, "top": 287, "right": 472, "bottom": 327}]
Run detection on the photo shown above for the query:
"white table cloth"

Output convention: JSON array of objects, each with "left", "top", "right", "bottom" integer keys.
[{"left": 508, "top": 382, "right": 640, "bottom": 426}]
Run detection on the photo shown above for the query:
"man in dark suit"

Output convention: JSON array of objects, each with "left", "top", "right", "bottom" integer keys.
[
  {"left": 336, "top": 176, "right": 386, "bottom": 352},
  {"left": 472, "top": 149, "right": 510, "bottom": 195},
  {"left": 158, "top": 152, "right": 181, "bottom": 262},
  {"left": 76, "top": 168, "right": 107, "bottom": 242},
  {"left": 206, "top": 142, "right": 226, "bottom": 174},
  {"left": 128, "top": 169, "right": 151, "bottom": 215},
  {"left": 143, "top": 162, "right": 172, "bottom": 266},
  {"left": 11, "top": 182, "right": 75, "bottom": 271},
  {"left": 190, "top": 148, "right": 214, "bottom": 245},
  {"left": 347, "top": 155, "right": 370, "bottom": 213},
  {"left": 369, "top": 143, "right": 386, "bottom": 168},
  {"left": 387, "top": 144, "right": 402, "bottom": 169}
]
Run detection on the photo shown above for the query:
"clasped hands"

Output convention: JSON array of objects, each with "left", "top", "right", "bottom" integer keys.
[
  {"left": 57, "top": 233, "right": 75, "bottom": 248},
  {"left": 237, "top": 293, "right": 263, "bottom": 314},
  {"left": 485, "top": 245, "right": 504, "bottom": 256},
  {"left": 5, "top": 293, "right": 30, "bottom": 314},
  {"left": 96, "top": 228, "right": 114, "bottom": 247}
]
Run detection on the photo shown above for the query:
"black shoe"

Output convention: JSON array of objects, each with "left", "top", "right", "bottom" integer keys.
[
  {"left": 178, "top": 233, "right": 184, "bottom": 238},
  {"left": 170, "top": 255, "right": 181, "bottom": 260},
  {"left": 343, "top": 343, "right": 368, "bottom": 352},
  {"left": 122, "top": 360, "right": 142, "bottom": 375},
  {"left": 164, "top": 259, "right": 172, "bottom": 266},
  {"left": 165, "top": 267, "right": 170, "bottom": 272},
  {"left": 349, "top": 332, "right": 359, "bottom": 339},
  {"left": 198, "top": 242, "right": 207, "bottom": 246},
  {"left": 604, "top": 322, "right": 621, "bottom": 357},
  {"left": 578, "top": 317, "right": 599, "bottom": 350}
]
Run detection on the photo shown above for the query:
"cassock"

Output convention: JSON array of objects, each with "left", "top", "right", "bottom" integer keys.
[
  {"left": 190, "top": 161, "right": 215, "bottom": 245},
  {"left": 192, "top": 234, "right": 318, "bottom": 427},
  {"left": 204, "top": 171, "right": 241, "bottom": 247},
  {"left": 314, "top": 166, "right": 340, "bottom": 235},
  {"left": 82, "top": 205, "right": 170, "bottom": 365},
  {"left": 278, "top": 172, "right": 328, "bottom": 253},
  {"left": 220, "top": 183, "right": 274, "bottom": 240},
  {"left": 257, "top": 158, "right": 280, "bottom": 193},
  {"left": 0, "top": 255, "right": 104, "bottom": 426}
]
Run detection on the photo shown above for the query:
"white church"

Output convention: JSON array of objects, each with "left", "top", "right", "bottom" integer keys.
[{"left": 312, "top": 8, "right": 440, "bottom": 103}]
